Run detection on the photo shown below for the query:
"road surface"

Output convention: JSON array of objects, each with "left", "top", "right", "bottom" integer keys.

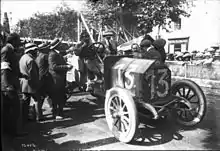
[{"left": 2, "top": 88, "right": 220, "bottom": 150}]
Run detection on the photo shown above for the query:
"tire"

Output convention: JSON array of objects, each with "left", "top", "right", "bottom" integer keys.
[
  {"left": 171, "top": 79, "right": 207, "bottom": 127},
  {"left": 105, "top": 87, "right": 139, "bottom": 143}
]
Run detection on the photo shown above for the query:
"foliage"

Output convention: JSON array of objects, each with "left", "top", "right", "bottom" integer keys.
[
  {"left": 85, "top": 0, "right": 191, "bottom": 34},
  {"left": 2, "top": 12, "right": 10, "bottom": 34},
  {"left": 15, "top": 2, "right": 78, "bottom": 41}
]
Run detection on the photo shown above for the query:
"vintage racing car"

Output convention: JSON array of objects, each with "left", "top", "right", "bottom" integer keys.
[{"left": 70, "top": 42, "right": 207, "bottom": 143}]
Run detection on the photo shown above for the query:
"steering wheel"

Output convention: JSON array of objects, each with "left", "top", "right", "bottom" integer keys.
[
  {"left": 88, "top": 42, "right": 106, "bottom": 64},
  {"left": 88, "top": 42, "right": 105, "bottom": 54}
]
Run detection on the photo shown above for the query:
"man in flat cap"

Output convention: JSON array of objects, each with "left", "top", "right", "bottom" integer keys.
[
  {"left": 48, "top": 38, "right": 73, "bottom": 120},
  {"left": 1, "top": 32, "right": 27, "bottom": 137},
  {"left": 19, "top": 43, "right": 41, "bottom": 124}
]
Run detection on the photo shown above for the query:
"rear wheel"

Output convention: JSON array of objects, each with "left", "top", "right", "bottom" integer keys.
[
  {"left": 171, "top": 79, "right": 207, "bottom": 127},
  {"left": 105, "top": 87, "right": 138, "bottom": 143}
]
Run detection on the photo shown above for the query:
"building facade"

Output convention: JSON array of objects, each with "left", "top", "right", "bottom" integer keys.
[{"left": 151, "top": 0, "right": 220, "bottom": 53}]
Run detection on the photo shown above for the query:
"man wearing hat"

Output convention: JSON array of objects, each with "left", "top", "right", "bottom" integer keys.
[
  {"left": 101, "top": 30, "right": 118, "bottom": 56},
  {"left": 1, "top": 32, "right": 27, "bottom": 137},
  {"left": 140, "top": 39, "right": 163, "bottom": 62},
  {"left": 74, "top": 31, "right": 102, "bottom": 92},
  {"left": 152, "top": 38, "right": 167, "bottom": 63},
  {"left": 19, "top": 43, "right": 41, "bottom": 124},
  {"left": 35, "top": 42, "right": 53, "bottom": 118},
  {"left": 48, "top": 38, "right": 73, "bottom": 120}
]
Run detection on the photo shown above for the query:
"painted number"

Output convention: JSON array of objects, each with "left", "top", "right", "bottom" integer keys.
[
  {"left": 114, "top": 64, "right": 134, "bottom": 89},
  {"left": 157, "top": 69, "right": 169, "bottom": 97},
  {"left": 145, "top": 69, "right": 169, "bottom": 99}
]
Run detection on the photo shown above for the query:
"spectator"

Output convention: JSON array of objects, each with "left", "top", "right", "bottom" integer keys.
[
  {"left": 48, "top": 38, "right": 73, "bottom": 120},
  {"left": 19, "top": 43, "right": 41, "bottom": 123},
  {"left": 182, "top": 52, "right": 192, "bottom": 61},
  {"left": 35, "top": 42, "right": 53, "bottom": 119},
  {"left": 101, "top": 31, "right": 118, "bottom": 56},
  {"left": 152, "top": 38, "right": 167, "bottom": 63},
  {"left": 140, "top": 39, "right": 162, "bottom": 62},
  {"left": 1, "top": 32, "right": 27, "bottom": 137}
]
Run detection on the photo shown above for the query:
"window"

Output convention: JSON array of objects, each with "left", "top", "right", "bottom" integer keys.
[
  {"left": 174, "top": 43, "right": 181, "bottom": 52},
  {"left": 174, "top": 18, "right": 181, "bottom": 30}
]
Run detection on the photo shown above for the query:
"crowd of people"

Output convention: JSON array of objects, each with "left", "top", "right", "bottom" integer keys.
[
  {"left": 0, "top": 29, "right": 123, "bottom": 138},
  {"left": 166, "top": 47, "right": 220, "bottom": 65},
  {"left": 0, "top": 29, "right": 169, "bottom": 138},
  {"left": 1, "top": 32, "right": 76, "bottom": 137}
]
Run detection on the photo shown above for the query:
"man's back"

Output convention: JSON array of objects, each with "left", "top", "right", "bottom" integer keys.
[{"left": 35, "top": 52, "right": 49, "bottom": 79}]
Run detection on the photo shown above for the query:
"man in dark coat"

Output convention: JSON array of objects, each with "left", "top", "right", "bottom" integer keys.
[
  {"left": 1, "top": 33, "right": 27, "bottom": 136},
  {"left": 140, "top": 39, "right": 162, "bottom": 61},
  {"left": 35, "top": 42, "right": 53, "bottom": 119},
  {"left": 19, "top": 43, "right": 41, "bottom": 123},
  {"left": 152, "top": 38, "right": 167, "bottom": 63},
  {"left": 48, "top": 38, "right": 72, "bottom": 120}
]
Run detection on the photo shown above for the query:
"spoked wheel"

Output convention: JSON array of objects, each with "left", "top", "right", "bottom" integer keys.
[
  {"left": 171, "top": 79, "right": 207, "bottom": 127},
  {"left": 105, "top": 87, "right": 138, "bottom": 143}
]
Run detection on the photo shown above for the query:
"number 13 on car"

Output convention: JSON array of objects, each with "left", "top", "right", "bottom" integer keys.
[{"left": 145, "top": 68, "right": 170, "bottom": 99}]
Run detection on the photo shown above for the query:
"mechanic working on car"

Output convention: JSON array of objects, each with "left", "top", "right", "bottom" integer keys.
[{"left": 74, "top": 30, "right": 104, "bottom": 91}]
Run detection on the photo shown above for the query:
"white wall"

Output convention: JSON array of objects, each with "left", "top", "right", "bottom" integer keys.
[{"left": 151, "top": 0, "right": 220, "bottom": 52}]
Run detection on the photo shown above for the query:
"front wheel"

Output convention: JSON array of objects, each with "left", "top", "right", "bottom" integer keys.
[
  {"left": 171, "top": 79, "right": 207, "bottom": 127},
  {"left": 105, "top": 87, "right": 139, "bottom": 143}
]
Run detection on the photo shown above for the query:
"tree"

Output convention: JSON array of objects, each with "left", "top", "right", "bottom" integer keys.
[
  {"left": 3, "top": 12, "right": 10, "bottom": 34},
  {"left": 15, "top": 1, "right": 78, "bottom": 41},
  {"left": 84, "top": 0, "right": 191, "bottom": 35}
]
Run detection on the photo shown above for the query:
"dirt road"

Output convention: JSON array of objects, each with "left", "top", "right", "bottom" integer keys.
[{"left": 3, "top": 89, "right": 220, "bottom": 150}]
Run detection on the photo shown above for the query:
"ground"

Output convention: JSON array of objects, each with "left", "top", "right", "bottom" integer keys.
[{"left": 2, "top": 88, "right": 220, "bottom": 151}]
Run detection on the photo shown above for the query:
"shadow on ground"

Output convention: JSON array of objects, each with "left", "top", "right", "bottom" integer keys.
[
  {"left": 4, "top": 93, "right": 117, "bottom": 151},
  {"left": 131, "top": 93, "right": 220, "bottom": 150},
  {"left": 3, "top": 93, "right": 220, "bottom": 150}
]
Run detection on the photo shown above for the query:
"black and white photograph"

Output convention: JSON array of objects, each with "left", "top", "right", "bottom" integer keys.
[{"left": 1, "top": 0, "right": 220, "bottom": 150}]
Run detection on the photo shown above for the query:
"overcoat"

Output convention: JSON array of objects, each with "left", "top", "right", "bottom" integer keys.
[
  {"left": 48, "top": 50, "right": 69, "bottom": 91},
  {"left": 1, "top": 43, "right": 20, "bottom": 92},
  {"left": 19, "top": 53, "right": 39, "bottom": 94}
]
